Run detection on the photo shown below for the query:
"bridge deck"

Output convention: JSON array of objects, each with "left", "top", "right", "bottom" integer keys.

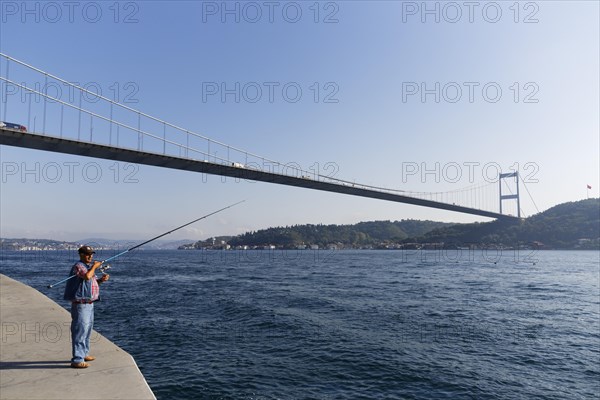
[{"left": 0, "top": 128, "right": 514, "bottom": 220}]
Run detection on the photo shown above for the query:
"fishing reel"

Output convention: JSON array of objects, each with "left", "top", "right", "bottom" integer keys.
[{"left": 99, "top": 264, "right": 111, "bottom": 273}]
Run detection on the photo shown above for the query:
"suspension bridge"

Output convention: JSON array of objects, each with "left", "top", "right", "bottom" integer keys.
[{"left": 0, "top": 54, "right": 527, "bottom": 220}]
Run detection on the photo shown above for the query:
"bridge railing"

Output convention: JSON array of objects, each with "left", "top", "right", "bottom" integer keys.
[
  {"left": 0, "top": 53, "right": 341, "bottom": 183},
  {"left": 0, "top": 53, "right": 521, "bottom": 217}
]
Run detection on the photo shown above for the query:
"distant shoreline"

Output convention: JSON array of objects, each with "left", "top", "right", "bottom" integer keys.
[{"left": 2, "top": 247, "right": 597, "bottom": 252}]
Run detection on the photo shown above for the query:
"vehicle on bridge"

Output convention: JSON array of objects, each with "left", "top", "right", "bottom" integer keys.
[{"left": 0, "top": 122, "right": 27, "bottom": 132}]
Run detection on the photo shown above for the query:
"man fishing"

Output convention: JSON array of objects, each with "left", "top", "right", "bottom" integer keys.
[
  {"left": 63, "top": 245, "right": 110, "bottom": 369},
  {"left": 45, "top": 201, "right": 246, "bottom": 367}
]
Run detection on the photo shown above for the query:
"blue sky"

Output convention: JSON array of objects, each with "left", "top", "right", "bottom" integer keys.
[{"left": 1, "top": 1, "right": 598, "bottom": 241}]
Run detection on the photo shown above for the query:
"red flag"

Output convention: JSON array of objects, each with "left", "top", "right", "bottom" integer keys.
[{"left": 587, "top": 184, "right": 592, "bottom": 189}]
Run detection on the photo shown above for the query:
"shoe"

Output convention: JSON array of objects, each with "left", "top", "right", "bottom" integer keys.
[
  {"left": 71, "top": 362, "right": 90, "bottom": 369},
  {"left": 84, "top": 355, "right": 96, "bottom": 362}
]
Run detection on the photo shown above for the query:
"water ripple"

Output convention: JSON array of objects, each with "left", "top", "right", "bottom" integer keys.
[{"left": 1, "top": 250, "right": 598, "bottom": 399}]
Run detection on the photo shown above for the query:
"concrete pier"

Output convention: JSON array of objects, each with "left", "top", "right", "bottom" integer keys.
[{"left": 0, "top": 274, "right": 156, "bottom": 400}]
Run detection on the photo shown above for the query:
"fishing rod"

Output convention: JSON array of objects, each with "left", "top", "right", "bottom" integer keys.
[{"left": 47, "top": 200, "right": 245, "bottom": 288}]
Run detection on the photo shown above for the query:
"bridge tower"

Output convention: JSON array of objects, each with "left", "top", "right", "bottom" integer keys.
[{"left": 499, "top": 172, "right": 521, "bottom": 218}]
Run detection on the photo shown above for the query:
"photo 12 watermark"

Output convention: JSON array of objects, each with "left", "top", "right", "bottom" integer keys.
[
  {"left": 395, "top": 319, "right": 544, "bottom": 346},
  {"left": 0, "top": 1, "right": 141, "bottom": 24},
  {"left": 401, "top": 82, "right": 540, "bottom": 104},
  {"left": 188, "top": 247, "right": 339, "bottom": 265},
  {"left": 1, "top": 321, "right": 102, "bottom": 344},
  {"left": 401, "top": 161, "right": 539, "bottom": 184},
  {"left": 398, "top": 244, "right": 540, "bottom": 265},
  {"left": 200, "top": 1, "right": 340, "bottom": 24},
  {"left": 201, "top": 81, "right": 340, "bottom": 104},
  {"left": 400, "top": 1, "right": 540, "bottom": 24},
  {"left": 1, "top": 161, "right": 140, "bottom": 184},
  {"left": 198, "top": 160, "right": 340, "bottom": 184},
  {"left": 1, "top": 81, "right": 141, "bottom": 105}
]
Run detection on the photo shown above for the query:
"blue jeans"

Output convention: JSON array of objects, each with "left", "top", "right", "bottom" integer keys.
[{"left": 70, "top": 303, "right": 94, "bottom": 363}]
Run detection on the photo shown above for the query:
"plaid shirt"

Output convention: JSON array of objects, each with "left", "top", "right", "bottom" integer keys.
[{"left": 73, "top": 262, "right": 100, "bottom": 301}]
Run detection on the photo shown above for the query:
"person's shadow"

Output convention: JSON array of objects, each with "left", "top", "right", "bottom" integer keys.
[{"left": 0, "top": 361, "right": 70, "bottom": 369}]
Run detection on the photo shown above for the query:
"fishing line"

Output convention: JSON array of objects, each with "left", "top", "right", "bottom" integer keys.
[{"left": 47, "top": 200, "right": 245, "bottom": 288}]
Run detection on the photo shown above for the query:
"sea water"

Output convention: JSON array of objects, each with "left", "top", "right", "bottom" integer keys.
[{"left": 1, "top": 249, "right": 599, "bottom": 399}]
